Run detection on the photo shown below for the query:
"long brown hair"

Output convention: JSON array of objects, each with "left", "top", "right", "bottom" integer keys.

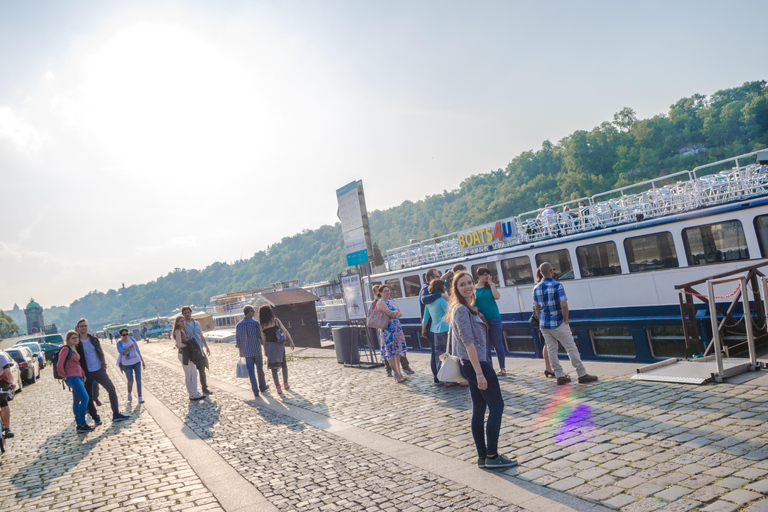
[
  {"left": 258, "top": 305, "right": 275, "bottom": 325},
  {"left": 171, "top": 316, "right": 186, "bottom": 340},
  {"left": 444, "top": 271, "right": 478, "bottom": 321}
]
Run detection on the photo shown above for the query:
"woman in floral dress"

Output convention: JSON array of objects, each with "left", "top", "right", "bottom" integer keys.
[{"left": 376, "top": 285, "right": 408, "bottom": 383}]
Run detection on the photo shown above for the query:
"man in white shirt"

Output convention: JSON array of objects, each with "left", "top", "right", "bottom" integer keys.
[{"left": 181, "top": 307, "right": 212, "bottom": 395}]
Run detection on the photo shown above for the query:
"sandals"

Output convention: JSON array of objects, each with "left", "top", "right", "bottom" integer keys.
[
  {"left": 544, "top": 370, "right": 555, "bottom": 378},
  {"left": 497, "top": 369, "right": 507, "bottom": 376},
  {"left": 396, "top": 376, "right": 408, "bottom": 383}
]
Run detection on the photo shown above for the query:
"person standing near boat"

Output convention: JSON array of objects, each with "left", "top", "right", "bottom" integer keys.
[
  {"left": 376, "top": 285, "right": 409, "bottom": 383},
  {"left": 420, "top": 268, "right": 445, "bottom": 383},
  {"left": 533, "top": 262, "right": 598, "bottom": 386},
  {"left": 448, "top": 271, "right": 517, "bottom": 469},
  {"left": 181, "top": 306, "right": 213, "bottom": 395},
  {"left": 474, "top": 267, "right": 506, "bottom": 376},
  {"left": 421, "top": 278, "right": 450, "bottom": 384},
  {"left": 372, "top": 285, "right": 414, "bottom": 378}
]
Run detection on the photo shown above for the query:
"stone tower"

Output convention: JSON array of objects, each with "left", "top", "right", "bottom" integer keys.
[{"left": 24, "top": 298, "right": 45, "bottom": 335}]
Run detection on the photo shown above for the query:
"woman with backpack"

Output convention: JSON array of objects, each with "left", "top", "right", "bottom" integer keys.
[{"left": 56, "top": 330, "right": 93, "bottom": 434}]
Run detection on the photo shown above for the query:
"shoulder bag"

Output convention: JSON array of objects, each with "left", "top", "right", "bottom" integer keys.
[
  {"left": 436, "top": 315, "right": 468, "bottom": 385},
  {"left": 275, "top": 319, "right": 290, "bottom": 345},
  {"left": 367, "top": 307, "right": 389, "bottom": 330}
]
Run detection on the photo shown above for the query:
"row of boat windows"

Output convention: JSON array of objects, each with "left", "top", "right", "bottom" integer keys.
[
  {"left": 504, "top": 325, "right": 695, "bottom": 359},
  {"left": 381, "top": 215, "right": 767, "bottom": 297}
]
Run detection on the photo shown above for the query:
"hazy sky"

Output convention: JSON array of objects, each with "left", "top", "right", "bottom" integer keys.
[{"left": 2, "top": 0, "right": 767, "bottom": 308}]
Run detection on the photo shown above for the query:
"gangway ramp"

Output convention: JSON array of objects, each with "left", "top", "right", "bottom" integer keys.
[{"left": 632, "top": 357, "right": 759, "bottom": 385}]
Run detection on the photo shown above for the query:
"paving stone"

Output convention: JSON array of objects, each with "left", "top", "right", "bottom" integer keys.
[
  {"left": 746, "top": 500, "right": 768, "bottom": 512},
  {"left": 718, "top": 476, "right": 751, "bottom": 489},
  {"left": 547, "top": 477, "right": 584, "bottom": 491},
  {"left": 654, "top": 486, "right": 690, "bottom": 501},
  {"left": 622, "top": 497, "right": 665, "bottom": 512},
  {"left": 747, "top": 479, "right": 768, "bottom": 494},
  {"left": 601, "top": 493, "right": 636, "bottom": 509},
  {"left": 721, "top": 489, "right": 763, "bottom": 504}
]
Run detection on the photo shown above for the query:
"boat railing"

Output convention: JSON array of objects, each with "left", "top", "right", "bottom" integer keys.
[{"left": 383, "top": 149, "right": 768, "bottom": 271}]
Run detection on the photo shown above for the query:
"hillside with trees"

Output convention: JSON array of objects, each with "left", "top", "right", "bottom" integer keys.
[{"left": 50, "top": 80, "right": 768, "bottom": 328}]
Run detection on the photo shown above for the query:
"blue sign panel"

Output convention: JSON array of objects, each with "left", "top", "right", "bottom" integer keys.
[{"left": 346, "top": 249, "right": 369, "bottom": 267}]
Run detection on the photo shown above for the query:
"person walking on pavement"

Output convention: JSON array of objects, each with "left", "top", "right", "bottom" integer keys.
[
  {"left": 75, "top": 318, "right": 129, "bottom": 424},
  {"left": 474, "top": 267, "right": 507, "bottom": 376},
  {"left": 173, "top": 316, "right": 205, "bottom": 401},
  {"left": 259, "top": 305, "right": 295, "bottom": 394},
  {"left": 448, "top": 271, "right": 517, "bottom": 470},
  {"left": 533, "top": 262, "right": 598, "bottom": 386},
  {"left": 235, "top": 306, "right": 269, "bottom": 398},
  {"left": 108, "top": 331, "right": 113, "bottom": 344},
  {"left": 57, "top": 330, "right": 93, "bottom": 433},
  {"left": 116, "top": 328, "right": 146, "bottom": 404},
  {"left": 0, "top": 349, "right": 17, "bottom": 439},
  {"left": 181, "top": 306, "right": 213, "bottom": 395}
]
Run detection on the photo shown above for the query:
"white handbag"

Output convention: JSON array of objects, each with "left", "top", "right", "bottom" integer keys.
[
  {"left": 437, "top": 329, "right": 468, "bottom": 385},
  {"left": 236, "top": 358, "right": 248, "bottom": 378}
]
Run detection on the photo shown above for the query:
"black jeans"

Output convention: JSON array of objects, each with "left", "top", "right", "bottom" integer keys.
[
  {"left": 85, "top": 367, "right": 119, "bottom": 419},
  {"left": 460, "top": 361, "right": 504, "bottom": 459}
]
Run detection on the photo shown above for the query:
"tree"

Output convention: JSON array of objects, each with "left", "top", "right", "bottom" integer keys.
[
  {"left": 372, "top": 242, "right": 385, "bottom": 266},
  {"left": 613, "top": 107, "right": 637, "bottom": 132},
  {"left": 0, "top": 311, "right": 20, "bottom": 336}
]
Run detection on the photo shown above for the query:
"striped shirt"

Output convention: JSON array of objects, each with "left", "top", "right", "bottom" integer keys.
[
  {"left": 532, "top": 278, "right": 568, "bottom": 329},
  {"left": 235, "top": 316, "right": 262, "bottom": 358}
]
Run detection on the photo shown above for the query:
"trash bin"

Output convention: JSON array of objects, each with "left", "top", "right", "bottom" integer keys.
[{"left": 332, "top": 327, "right": 360, "bottom": 364}]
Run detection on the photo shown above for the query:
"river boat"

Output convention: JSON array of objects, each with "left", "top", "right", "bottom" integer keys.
[{"left": 363, "top": 149, "right": 768, "bottom": 364}]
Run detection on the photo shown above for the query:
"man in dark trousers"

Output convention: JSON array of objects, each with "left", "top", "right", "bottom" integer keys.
[{"left": 75, "top": 318, "right": 129, "bottom": 424}]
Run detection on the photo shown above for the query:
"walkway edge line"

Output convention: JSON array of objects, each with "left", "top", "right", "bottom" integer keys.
[
  {"left": 105, "top": 351, "right": 278, "bottom": 512},
  {"left": 145, "top": 353, "right": 611, "bottom": 512}
]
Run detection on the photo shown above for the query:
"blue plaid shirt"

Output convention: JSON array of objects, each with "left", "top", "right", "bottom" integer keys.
[
  {"left": 532, "top": 278, "right": 568, "bottom": 329},
  {"left": 236, "top": 316, "right": 262, "bottom": 358}
]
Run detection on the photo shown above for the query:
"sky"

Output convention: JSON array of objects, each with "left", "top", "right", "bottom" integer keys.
[{"left": 2, "top": 0, "right": 767, "bottom": 309}]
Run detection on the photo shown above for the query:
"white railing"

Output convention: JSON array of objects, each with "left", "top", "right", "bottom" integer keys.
[{"left": 384, "top": 149, "right": 768, "bottom": 271}]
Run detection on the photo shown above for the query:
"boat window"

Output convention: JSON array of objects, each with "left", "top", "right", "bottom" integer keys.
[
  {"left": 501, "top": 256, "right": 535, "bottom": 286},
  {"left": 471, "top": 264, "right": 500, "bottom": 286},
  {"left": 590, "top": 327, "right": 636, "bottom": 357},
  {"left": 754, "top": 215, "right": 768, "bottom": 257},
  {"left": 647, "top": 325, "right": 700, "bottom": 358},
  {"left": 682, "top": 220, "right": 749, "bottom": 266},
  {"left": 576, "top": 242, "right": 622, "bottom": 278},
  {"left": 624, "top": 232, "right": 679, "bottom": 273},
  {"left": 503, "top": 328, "right": 535, "bottom": 353},
  {"left": 403, "top": 275, "right": 422, "bottom": 298},
  {"left": 535, "top": 250, "right": 574, "bottom": 280},
  {"left": 384, "top": 278, "right": 403, "bottom": 299}
]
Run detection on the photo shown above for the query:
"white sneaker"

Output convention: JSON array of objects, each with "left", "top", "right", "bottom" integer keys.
[{"left": 127, "top": 393, "right": 132, "bottom": 402}]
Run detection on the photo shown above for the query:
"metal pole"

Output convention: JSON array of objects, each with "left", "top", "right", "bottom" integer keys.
[
  {"left": 707, "top": 279, "right": 725, "bottom": 381},
  {"left": 762, "top": 277, "right": 768, "bottom": 327},
  {"left": 741, "top": 277, "right": 757, "bottom": 370}
]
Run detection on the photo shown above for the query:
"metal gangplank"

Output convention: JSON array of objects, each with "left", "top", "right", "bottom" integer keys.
[{"left": 633, "top": 272, "right": 763, "bottom": 384}]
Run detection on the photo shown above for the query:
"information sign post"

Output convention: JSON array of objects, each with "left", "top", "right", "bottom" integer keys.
[
  {"left": 339, "top": 271, "right": 381, "bottom": 368},
  {"left": 336, "top": 181, "right": 373, "bottom": 267}
]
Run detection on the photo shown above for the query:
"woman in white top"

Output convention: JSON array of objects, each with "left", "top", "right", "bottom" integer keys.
[{"left": 117, "top": 328, "right": 146, "bottom": 403}]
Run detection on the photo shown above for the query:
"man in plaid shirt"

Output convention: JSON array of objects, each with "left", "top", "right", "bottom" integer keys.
[
  {"left": 533, "top": 262, "right": 598, "bottom": 386},
  {"left": 236, "top": 306, "right": 269, "bottom": 398}
]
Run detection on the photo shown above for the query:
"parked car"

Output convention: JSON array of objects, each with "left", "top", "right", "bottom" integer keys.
[
  {"left": 0, "top": 349, "right": 23, "bottom": 400},
  {"left": 13, "top": 341, "right": 46, "bottom": 369},
  {"left": 5, "top": 347, "right": 39, "bottom": 384},
  {"left": 10, "top": 333, "right": 63, "bottom": 361}
]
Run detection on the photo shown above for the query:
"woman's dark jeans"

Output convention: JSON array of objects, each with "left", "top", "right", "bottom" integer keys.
[{"left": 460, "top": 360, "right": 504, "bottom": 459}]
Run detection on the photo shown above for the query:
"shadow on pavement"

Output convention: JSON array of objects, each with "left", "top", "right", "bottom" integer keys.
[
  {"left": 11, "top": 412, "right": 140, "bottom": 499},
  {"left": 183, "top": 397, "right": 221, "bottom": 440}
]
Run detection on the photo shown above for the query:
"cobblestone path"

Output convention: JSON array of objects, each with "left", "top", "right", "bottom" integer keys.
[
  {"left": 135, "top": 350, "right": 526, "bottom": 512},
  {"left": 0, "top": 362, "right": 223, "bottom": 512},
  {"left": 139, "top": 341, "right": 768, "bottom": 511}
]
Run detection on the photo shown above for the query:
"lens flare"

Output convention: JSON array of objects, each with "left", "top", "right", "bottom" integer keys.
[{"left": 535, "top": 385, "right": 593, "bottom": 444}]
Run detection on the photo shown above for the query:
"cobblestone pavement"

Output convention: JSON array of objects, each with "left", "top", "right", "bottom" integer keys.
[
  {"left": 0, "top": 361, "right": 224, "bottom": 512},
  {"left": 138, "top": 340, "right": 768, "bottom": 512},
  {"left": 131, "top": 345, "right": 528, "bottom": 512}
]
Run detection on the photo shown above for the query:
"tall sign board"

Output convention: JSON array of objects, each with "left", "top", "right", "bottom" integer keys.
[
  {"left": 340, "top": 274, "right": 367, "bottom": 321},
  {"left": 336, "top": 180, "right": 373, "bottom": 267}
]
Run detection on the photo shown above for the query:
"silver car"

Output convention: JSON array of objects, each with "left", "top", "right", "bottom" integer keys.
[{"left": 0, "top": 350, "right": 22, "bottom": 400}]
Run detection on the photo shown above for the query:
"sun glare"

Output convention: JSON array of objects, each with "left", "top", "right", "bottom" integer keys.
[{"left": 75, "top": 22, "right": 272, "bottom": 172}]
